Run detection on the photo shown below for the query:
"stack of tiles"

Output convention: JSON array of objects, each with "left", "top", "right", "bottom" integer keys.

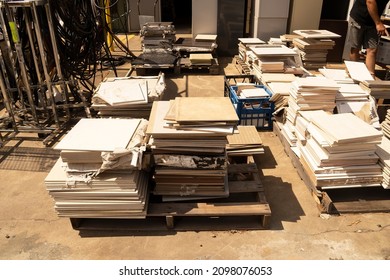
[
  {"left": 375, "top": 136, "right": 390, "bottom": 189},
  {"left": 292, "top": 29, "right": 340, "bottom": 70},
  {"left": 268, "top": 81, "right": 294, "bottom": 111},
  {"left": 293, "top": 38, "right": 335, "bottom": 69},
  {"left": 298, "top": 112, "right": 383, "bottom": 189},
  {"left": 248, "top": 45, "right": 302, "bottom": 78},
  {"left": 260, "top": 73, "right": 297, "bottom": 125},
  {"left": 238, "top": 37, "right": 265, "bottom": 64},
  {"left": 45, "top": 118, "right": 149, "bottom": 218},
  {"left": 318, "top": 67, "right": 375, "bottom": 127},
  {"left": 146, "top": 97, "right": 239, "bottom": 200},
  {"left": 360, "top": 80, "right": 390, "bottom": 99},
  {"left": 91, "top": 74, "right": 165, "bottom": 118},
  {"left": 381, "top": 109, "right": 390, "bottom": 139},
  {"left": 226, "top": 126, "right": 264, "bottom": 156},
  {"left": 286, "top": 77, "right": 339, "bottom": 125},
  {"left": 282, "top": 77, "right": 339, "bottom": 147},
  {"left": 140, "top": 22, "right": 176, "bottom": 54}
]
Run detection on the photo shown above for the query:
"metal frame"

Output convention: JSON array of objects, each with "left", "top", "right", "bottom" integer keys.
[{"left": 0, "top": 0, "right": 90, "bottom": 146}]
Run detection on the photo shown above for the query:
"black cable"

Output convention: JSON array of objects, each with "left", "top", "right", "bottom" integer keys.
[{"left": 49, "top": 0, "right": 105, "bottom": 86}]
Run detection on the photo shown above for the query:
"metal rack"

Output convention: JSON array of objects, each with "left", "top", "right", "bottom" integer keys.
[{"left": 0, "top": 0, "right": 90, "bottom": 146}]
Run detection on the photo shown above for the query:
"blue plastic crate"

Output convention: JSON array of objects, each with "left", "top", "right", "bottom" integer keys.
[{"left": 228, "top": 85, "right": 274, "bottom": 130}]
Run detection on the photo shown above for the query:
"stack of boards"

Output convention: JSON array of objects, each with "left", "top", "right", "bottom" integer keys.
[
  {"left": 360, "top": 80, "right": 390, "bottom": 99},
  {"left": 226, "top": 126, "right": 264, "bottom": 156},
  {"left": 286, "top": 77, "right": 339, "bottom": 125},
  {"left": 292, "top": 29, "right": 340, "bottom": 69},
  {"left": 381, "top": 109, "right": 390, "bottom": 139},
  {"left": 317, "top": 66, "right": 371, "bottom": 117},
  {"left": 45, "top": 118, "right": 149, "bottom": 218},
  {"left": 147, "top": 97, "right": 239, "bottom": 200},
  {"left": 238, "top": 37, "right": 265, "bottom": 64},
  {"left": 189, "top": 53, "right": 214, "bottom": 65},
  {"left": 249, "top": 44, "right": 302, "bottom": 77},
  {"left": 91, "top": 75, "right": 165, "bottom": 118},
  {"left": 259, "top": 73, "right": 297, "bottom": 124},
  {"left": 297, "top": 111, "right": 383, "bottom": 189},
  {"left": 375, "top": 137, "right": 390, "bottom": 189},
  {"left": 268, "top": 81, "right": 295, "bottom": 112}
]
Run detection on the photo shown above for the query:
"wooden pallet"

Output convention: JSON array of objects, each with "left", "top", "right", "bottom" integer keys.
[
  {"left": 273, "top": 121, "right": 390, "bottom": 214},
  {"left": 69, "top": 162, "right": 271, "bottom": 231},
  {"left": 233, "top": 55, "right": 251, "bottom": 75}
]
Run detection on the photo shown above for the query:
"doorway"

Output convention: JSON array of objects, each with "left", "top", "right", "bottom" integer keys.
[{"left": 161, "top": 0, "right": 192, "bottom": 34}]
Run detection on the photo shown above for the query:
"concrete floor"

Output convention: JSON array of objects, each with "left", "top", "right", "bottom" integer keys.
[{"left": 0, "top": 40, "right": 389, "bottom": 260}]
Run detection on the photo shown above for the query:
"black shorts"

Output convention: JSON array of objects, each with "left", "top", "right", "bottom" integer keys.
[{"left": 348, "top": 17, "right": 380, "bottom": 49}]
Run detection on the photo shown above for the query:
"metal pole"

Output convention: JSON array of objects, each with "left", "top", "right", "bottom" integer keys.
[
  {"left": 44, "top": 2, "right": 71, "bottom": 119},
  {"left": 0, "top": 50, "right": 18, "bottom": 131},
  {"left": 5, "top": 5, "right": 40, "bottom": 125},
  {"left": 0, "top": 3, "right": 27, "bottom": 112},
  {"left": 106, "top": 0, "right": 115, "bottom": 52},
  {"left": 30, "top": 0, "right": 60, "bottom": 126},
  {"left": 23, "top": 7, "right": 48, "bottom": 115}
]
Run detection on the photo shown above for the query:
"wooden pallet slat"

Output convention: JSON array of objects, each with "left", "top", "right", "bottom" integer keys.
[{"left": 69, "top": 160, "right": 271, "bottom": 231}]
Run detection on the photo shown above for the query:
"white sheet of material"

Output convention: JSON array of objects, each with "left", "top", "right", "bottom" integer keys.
[{"left": 55, "top": 118, "right": 141, "bottom": 152}]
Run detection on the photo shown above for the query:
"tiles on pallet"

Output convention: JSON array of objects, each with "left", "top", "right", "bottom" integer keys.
[
  {"left": 381, "top": 109, "right": 390, "bottom": 139},
  {"left": 54, "top": 118, "right": 141, "bottom": 152},
  {"left": 174, "top": 97, "right": 239, "bottom": 123},
  {"left": 45, "top": 158, "right": 149, "bottom": 218},
  {"left": 46, "top": 117, "right": 149, "bottom": 219},
  {"left": 376, "top": 136, "right": 390, "bottom": 189},
  {"left": 147, "top": 101, "right": 235, "bottom": 138},
  {"left": 309, "top": 113, "right": 382, "bottom": 145},
  {"left": 91, "top": 74, "right": 166, "bottom": 119},
  {"left": 298, "top": 112, "right": 383, "bottom": 189},
  {"left": 147, "top": 99, "right": 239, "bottom": 199},
  {"left": 293, "top": 29, "right": 341, "bottom": 39},
  {"left": 287, "top": 76, "right": 339, "bottom": 125},
  {"left": 226, "top": 126, "right": 264, "bottom": 156},
  {"left": 292, "top": 30, "right": 338, "bottom": 69}
]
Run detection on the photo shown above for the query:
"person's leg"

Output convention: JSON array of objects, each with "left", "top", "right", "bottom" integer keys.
[
  {"left": 350, "top": 47, "right": 361, "bottom": 61},
  {"left": 364, "top": 27, "right": 380, "bottom": 77},
  {"left": 348, "top": 18, "right": 363, "bottom": 61},
  {"left": 365, "top": 47, "right": 377, "bottom": 76}
]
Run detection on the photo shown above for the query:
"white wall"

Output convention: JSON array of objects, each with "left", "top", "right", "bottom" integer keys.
[
  {"left": 252, "top": 0, "right": 291, "bottom": 40},
  {"left": 192, "top": 0, "right": 218, "bottom": 36},
  {"left": 288, "top": 0, "right": 324, "bottom": 33}
]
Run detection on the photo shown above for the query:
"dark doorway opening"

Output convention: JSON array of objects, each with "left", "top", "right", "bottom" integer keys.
[{"left": 161, "top": 0, "right": 192, "bottom": 33}]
